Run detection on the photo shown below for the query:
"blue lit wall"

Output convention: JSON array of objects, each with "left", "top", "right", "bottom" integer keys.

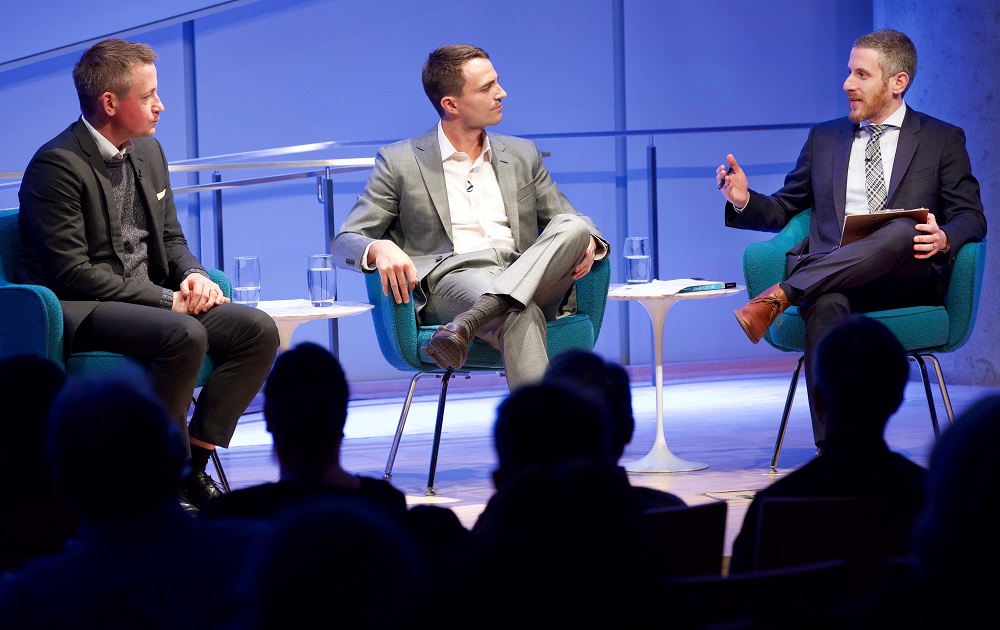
[{"left": 3, "top": 0, "right": 993, "bottom": 385}]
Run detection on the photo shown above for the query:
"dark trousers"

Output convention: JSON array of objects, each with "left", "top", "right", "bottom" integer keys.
[
  {"left": 73, "top": 302, "right": 279, "bottom": 448},
  {"left": 784, "top": 217, "right": 943, "bottom": 445}
]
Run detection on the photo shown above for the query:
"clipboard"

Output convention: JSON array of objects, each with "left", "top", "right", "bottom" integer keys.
[{"left": 840, "top": 208, "right": 928, "bottom": 247}]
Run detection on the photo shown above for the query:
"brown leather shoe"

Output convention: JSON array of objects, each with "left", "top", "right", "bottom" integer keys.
[
  {"left": 423, "top": 321, "right": 473, "bottom": 370},
  {"left": 734, "top": 283, "right": 791, "bottom": 344}
]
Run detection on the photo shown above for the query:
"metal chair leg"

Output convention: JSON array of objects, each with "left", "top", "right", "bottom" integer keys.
[
  {"left": 383, "top": 372, "right": 427, "bottom": 480},
  {"left": 425, "top": 369, "right": 455, "bottom": 496},
  {"left": 910, "top": 354, "right": 941, "bottom": 437},
  {"left": 211, "top": 449, "right": 231, "bottom": 493},
  {"left": 770, "top": 355, "right": 805, "bottom": 473},
  {"left": 921, "top": 353, "right": 956, "bottom": 425}
]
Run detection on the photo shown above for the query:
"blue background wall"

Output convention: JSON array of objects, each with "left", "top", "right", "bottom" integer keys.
[{"left": 2, "top": 0, "right": 995, "bottom": 385}]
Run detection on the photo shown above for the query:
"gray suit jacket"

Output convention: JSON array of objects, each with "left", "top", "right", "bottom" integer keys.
[{"left": 333, "top": 126, "right": 603, "bottom": 284}]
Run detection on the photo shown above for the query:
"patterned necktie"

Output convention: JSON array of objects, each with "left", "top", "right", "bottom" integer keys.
[{"left": 865, "top": 124, "right": 889, "bottom": 213}]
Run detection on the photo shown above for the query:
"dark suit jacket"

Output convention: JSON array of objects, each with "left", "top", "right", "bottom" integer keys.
[
  {"left": 17, "top": 119, "right": 205, "bottom": 342},
  {"left": 725, "top": 107, "right": 987, "bottom": 276}
]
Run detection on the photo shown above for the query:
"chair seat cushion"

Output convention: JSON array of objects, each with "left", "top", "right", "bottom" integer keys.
[
  {"left": 768, "top": 305, "right": 950, "bottom": 353},
  {"left": 415, "top": 313, "right": 596, "bottom": 370}
]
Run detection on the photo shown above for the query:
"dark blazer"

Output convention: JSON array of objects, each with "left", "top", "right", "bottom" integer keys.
[
  {"left": 17, "top": 119, "right": 205, "bottom": 342},
  {"left": 725, "top": 107, "right": 987, "bottom": 274}
]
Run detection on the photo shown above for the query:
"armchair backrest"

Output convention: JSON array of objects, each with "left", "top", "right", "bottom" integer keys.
[{"left": 0, "top": 208, "right": 20, "bottom": 283}]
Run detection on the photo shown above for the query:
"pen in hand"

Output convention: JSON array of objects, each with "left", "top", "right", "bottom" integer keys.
[{"left": 718, "top": 166, "right": 735, "bottom": 189}]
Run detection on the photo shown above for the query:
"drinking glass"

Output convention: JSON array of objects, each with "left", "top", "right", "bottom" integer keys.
[
  {"left": 623, "top": 237, "right": 652, "bottom": 284},
  {"left": 232, "top": 256, "right": 261, "bottom": 307},
  {"left": 307, "top": 254, "right": 336, "bottom": 307}
]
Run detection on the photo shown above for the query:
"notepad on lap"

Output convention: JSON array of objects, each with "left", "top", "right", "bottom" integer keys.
[{"left": 840, "top": 207, "right": 928, "bottom": 247}]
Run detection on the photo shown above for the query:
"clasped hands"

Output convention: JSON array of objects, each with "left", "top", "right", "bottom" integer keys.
[{"left": 173, "top": 272, "right": 229, "bottom": 315}]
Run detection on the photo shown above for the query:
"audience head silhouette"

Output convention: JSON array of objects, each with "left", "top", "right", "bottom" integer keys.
[
  {"left": 246, "top": 495, "right": 429, "bottom": 628},
  {"left": 0, "top": 354, "right": 66, "bottom": 470},
  {"left": 812, "top": 314, "right": 907, "bottom": 440},
  {"left": 46, "top": 365, "right": 186, "bottom": 522},
  {"left": 263, "top": 341, "right": 349, "bottom": 479},
  {"left": 492, "top": 381, "right": 614, "bottom": 486},
  {"left": 544, "top": 348, "right": 634, "bottom": 459},
  {"left": 911, "top": 393, "right": 1000, "bottom": 582}
]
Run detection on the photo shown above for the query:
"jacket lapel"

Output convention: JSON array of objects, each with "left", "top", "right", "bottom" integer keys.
[
  {"left": 887, "top": 108, "right": 920, "bottom": 205},
  {"left": 130, "top": 149, "right": 165, "bottom": 242},
  {"left": 414, "top": 127, "right": 453, "bottom": 238},
  {"left": 73, "top": 122, "right": 126, "bottom": 265},
  {"left": 489, "top": 135, "right": 521, "bottom": 250},
  {"left": 832, "top": 120, "right": 855, "bottom": 226}
]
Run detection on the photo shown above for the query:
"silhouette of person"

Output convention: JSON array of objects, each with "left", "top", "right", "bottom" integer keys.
[
  {"left": 0, "top": 366, "right": 269, "bottom": 628},
  {"left": 728, "top": 315, "right": 927, "bottom": 574},
  {"left": 457, "top": 382, "right": 654, "bottom": 626},
  {"left": 237, "top": 494, "right": 431, "bottom": 629},
  {"left": 856, "top": 393, "right": 1000, "bottom": 627},
  {"left": 543, "top": 348, "right": 686, "bottom": 509},
  {"left": 0, "top": 355, "right": 77, "bottom": 572},
  {"left": 201, "top": 342, "right": 407, "bottom": 519}
]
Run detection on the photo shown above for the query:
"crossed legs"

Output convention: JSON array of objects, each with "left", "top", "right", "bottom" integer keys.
[{"left": 420, "top": 214, "right": 592, "bottom": 388}]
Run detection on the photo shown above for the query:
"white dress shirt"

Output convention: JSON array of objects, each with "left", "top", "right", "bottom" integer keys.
[{"left": 845, "top": 103, "right": 907, "bottom": 215}]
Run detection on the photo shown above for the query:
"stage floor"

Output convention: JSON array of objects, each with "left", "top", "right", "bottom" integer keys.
[{"left": 215, "top": 366, "right": 1000, "bottom": 558}]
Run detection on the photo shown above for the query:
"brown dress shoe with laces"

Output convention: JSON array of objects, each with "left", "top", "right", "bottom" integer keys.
[
  {"left": 423, "top": 321, "right": 473, "bottom": 370},
  {"left": 734, "top": 283, "right": 792, "bottom": 344}
]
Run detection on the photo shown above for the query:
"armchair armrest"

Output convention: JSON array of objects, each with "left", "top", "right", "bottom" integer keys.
[
  {"left": 364, "top": 271, "right": 423, "bottom": 371},
  {"left": 944, "top": 239, "right": 987, "bottom": 351}
]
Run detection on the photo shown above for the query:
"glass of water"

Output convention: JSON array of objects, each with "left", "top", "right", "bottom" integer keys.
[
  {"left": 623, "top": 237, "right": 652, "bottom": 284},
  {"left": 232, "top": 256, "right": 261, "bottom": 307},
  {"left": 307, "top": 254, "right": 336, "bottom": 307}
]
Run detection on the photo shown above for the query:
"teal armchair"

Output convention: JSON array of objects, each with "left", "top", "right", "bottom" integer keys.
[
  {"left": 365, "top": 256, "right": 611, "bottom": 495},
  {"left": 0, "top": 208, "right": 232, "bottom": 491},
  {"left": 742, "top": 209, "right": 987, "bottom": 471}
]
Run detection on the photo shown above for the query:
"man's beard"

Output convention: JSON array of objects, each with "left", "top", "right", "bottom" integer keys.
[{"left": 848, "top": 82, "right": 893, "bottom": 123}]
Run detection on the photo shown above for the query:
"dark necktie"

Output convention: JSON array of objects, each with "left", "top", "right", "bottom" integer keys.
[{"left": 865, "top": 124, "right": 889, "bottom": 213}]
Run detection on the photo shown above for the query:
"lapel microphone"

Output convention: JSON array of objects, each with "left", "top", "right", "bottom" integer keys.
[{"left": 466, "top": 180, "right": 473, "bottom": 193}]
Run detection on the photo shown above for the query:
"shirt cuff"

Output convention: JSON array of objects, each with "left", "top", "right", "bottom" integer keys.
[{"left": 361, "top": 242, "right": 376, "bottom": 271}]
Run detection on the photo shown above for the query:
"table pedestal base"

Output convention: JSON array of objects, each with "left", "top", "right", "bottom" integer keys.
[{"left": 624, "top": 442, "right": 708, "bottom": 473}]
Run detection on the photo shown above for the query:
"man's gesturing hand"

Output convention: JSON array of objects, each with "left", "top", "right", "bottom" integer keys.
[{"left": 370, "top": 240, "right": 418, "bottom": 304}]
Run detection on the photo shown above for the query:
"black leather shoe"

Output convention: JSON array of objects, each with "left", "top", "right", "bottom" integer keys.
[
  {"left": 180, "top": 470, "right": 223, "bottom": 510},
  {"left": 422, "top": 321, "right": 473, "bottom": 370},
  {"left": 179, "top": 497, "right": 200, "bottom": 516}
]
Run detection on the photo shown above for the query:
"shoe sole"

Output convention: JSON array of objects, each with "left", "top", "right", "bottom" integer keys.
[
  {"left": 734, "top": 309, "right": 762, "bottom": 344},
  {"left": 424, "top": 335, "right": 467, "bottom": 370}
]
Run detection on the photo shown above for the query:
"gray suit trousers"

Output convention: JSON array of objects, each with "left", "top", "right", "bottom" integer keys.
[{"left": 419, "top": 214, "right": 593, "bottom": 389}]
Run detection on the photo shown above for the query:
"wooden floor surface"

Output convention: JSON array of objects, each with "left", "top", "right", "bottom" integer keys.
[{"left": 214, "top": 362, "right": 1000, "bottom": 559}]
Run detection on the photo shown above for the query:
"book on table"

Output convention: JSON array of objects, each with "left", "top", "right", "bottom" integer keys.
[
  {"left": 840, "top": 207, "right": 928, "bottom": 247},
  {"left": 609, "top": 278, "right": 737, "bottom": 297}
]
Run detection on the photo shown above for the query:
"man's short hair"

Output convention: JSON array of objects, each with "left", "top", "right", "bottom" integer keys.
[
  {"left": 263, "top": 342, "right": 350, "bottom": 465},
  {"left": 493, "top": 382, "right": 614, "bottom": 479},
  {"left": 46, "top": 365, "right": 186, "bottom": 521},
  {"left": 422, "top": 44, "right": 489, "bottom": 117},
  {"left": 854, "top": 28, "right": 917, "bottom": 94},
  {"left": 813, "top": 314, "right": 908, "bottom": 425},
  {"left": 73, "top": 38, "right": 158, "bottom": 118}
]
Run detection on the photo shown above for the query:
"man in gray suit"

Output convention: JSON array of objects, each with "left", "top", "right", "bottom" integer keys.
[
  {"left": 333, "top": 44, "right": 607, "bottom": 388},
  {"left": 17, "top": 39, "right": 280, "bottom": 510}
]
